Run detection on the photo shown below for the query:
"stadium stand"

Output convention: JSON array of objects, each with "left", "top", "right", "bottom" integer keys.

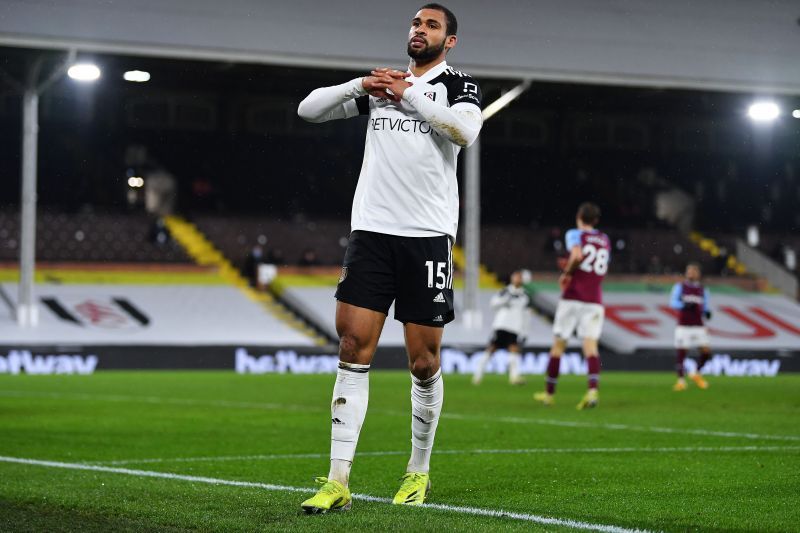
[
  {"left": 3, "top": 209, "right": 778, "bottom": 283},
  {"left": 182, "top": 213, "right": 720, "bottom": 273},
  {"left": 746, "top": 233, "right": 800, "bottom": 275},
  {"left": 693, "top": 231, "right": 799, "bottom": 277},
  {"left": 478, "top": 225, "right": 716, "bottom": 279},
  {"left": 191, "top": 215, "right": 350, "bottom": 269},
  {"left": 186, "top": 214, "right": 730, "bottom": 279},
  {"left": 0, "top": 210, "right": 191, "bottom": 263}
]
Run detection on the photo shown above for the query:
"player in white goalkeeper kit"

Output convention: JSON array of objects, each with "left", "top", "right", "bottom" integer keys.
[
  {"left": 472, "top": 270, "right": 531, "bottom": 385},
  {"left": 296, "top": 3, "right": 483, "bottom": 513}
]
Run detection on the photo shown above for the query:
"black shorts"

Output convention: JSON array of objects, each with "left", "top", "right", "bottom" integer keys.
[
  {"left": 490, "top": 329, "right": 519, "bottom": 350},
  {"left": 335, "top": 230, "right": 455, "bottom": 327}
]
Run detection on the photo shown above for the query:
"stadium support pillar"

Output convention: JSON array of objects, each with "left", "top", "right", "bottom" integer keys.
[
  {"left": 462, "top": 80, "right": 531, "bottom": 330},
  {"left": 16, "top": 52, "right": 75, "bottom": 326},
  {"left": 17, "top": 84, "right": 40, "bottom": 326},
  {"left": 462, "top": 135, "right": 482, "bottom": 329}
]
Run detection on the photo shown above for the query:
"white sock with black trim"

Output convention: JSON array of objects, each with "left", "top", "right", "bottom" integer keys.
[
  {"left": 328, "top": 361, "right": 370, "bottom": 486},
  {"left": 407, "top": 368, "right": 444, "bottom": 474}
]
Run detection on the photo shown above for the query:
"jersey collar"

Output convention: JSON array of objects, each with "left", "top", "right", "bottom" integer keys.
[{"left": 407, "top": 60, "right": 448, "bottom": 83}]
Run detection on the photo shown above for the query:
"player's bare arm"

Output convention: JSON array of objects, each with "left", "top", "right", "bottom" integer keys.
[
  {"left": 559, "top": 245, "right": 583, "bottom": 290},
  {"left": 564, "top": 245, "right": 583, "bottom": 273}
]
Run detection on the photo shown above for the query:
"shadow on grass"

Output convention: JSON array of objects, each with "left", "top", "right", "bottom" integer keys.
[{"left": 0, "top": 498, "right": 192, "bottom": 533}]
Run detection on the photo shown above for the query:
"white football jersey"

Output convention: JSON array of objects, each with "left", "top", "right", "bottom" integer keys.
[
  {"left": 490, "top": 285, "right": 532, "bottom": 336},
  {"left": 337, "top": 61, "right": 483, "bottom": 240}
]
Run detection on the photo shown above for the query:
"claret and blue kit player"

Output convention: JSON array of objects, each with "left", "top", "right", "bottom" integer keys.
[
  {"left": 670, "top": 263, "right": 713, "bottom": 391},
  {"left": 535, "top": 203, "right": 610, "bottom": 410}
]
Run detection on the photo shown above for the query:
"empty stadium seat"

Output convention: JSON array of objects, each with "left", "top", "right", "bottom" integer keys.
[
  {"left": 191, "top": 215, "right": 351, "bottom": 268},
  {"left": 0, "top": 210, "right": 192, "bottom": 263}
]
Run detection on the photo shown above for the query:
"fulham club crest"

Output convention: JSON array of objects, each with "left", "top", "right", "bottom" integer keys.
[
  {"left": 41, "top": 296, "right": 150, "bottom": 329},
  {"left": 424, "top": 91, "right": 436, "bottom": 101}
]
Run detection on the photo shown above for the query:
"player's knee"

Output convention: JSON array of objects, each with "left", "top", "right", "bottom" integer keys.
[
  {"left": 409, "top": 351, "right": 439, "bottom": 380},
  {"left": 338, "top": 333, "right": 368, "bottom": 363},
  {"left": 551, "top": 337, "right": 567, "bottom": 356}
]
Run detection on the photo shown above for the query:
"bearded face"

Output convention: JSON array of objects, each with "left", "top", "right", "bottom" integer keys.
[{"left": 407, "top": 33, "right": 447, "bottom": 63}]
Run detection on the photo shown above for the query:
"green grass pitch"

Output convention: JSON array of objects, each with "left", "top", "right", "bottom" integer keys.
[{"left": 1, "top": 371, "right": 798, "bottom": 532}]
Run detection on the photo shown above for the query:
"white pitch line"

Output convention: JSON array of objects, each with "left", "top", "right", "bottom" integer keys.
[
  {"left": 0, "top": 455, "right": 648, "bottom": 533},
  {"left": 0, "top": 389, "right": 309, "bottom": 412},
  {"left": 91, "top": 445, "right": 800, "bottom": 466},
  {"left": 93, "top": 451, "right": 365, "bottom": 466},
  {"left": 440, "top": 413, "right": 800, "bottom": 442},
  {"left": 2, "top": 389, "right": 799, "bottom": 442}
]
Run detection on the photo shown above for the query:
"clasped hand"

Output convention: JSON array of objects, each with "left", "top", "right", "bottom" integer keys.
[{"left": 362, "top": 68, "right": 412, "bottom": 101}]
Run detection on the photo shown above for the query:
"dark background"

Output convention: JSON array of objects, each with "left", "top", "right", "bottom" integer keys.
[{"left": 1, "top": 46, "right": 799, "bottom": 232}]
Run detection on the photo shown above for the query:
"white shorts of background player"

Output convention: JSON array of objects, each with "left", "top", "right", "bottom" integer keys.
[
  {"left": 674, "top": 326, "right": 710, "bottom": 349},
  {"left": 553, "top": 300, "right": 605, "bottom": 340}
]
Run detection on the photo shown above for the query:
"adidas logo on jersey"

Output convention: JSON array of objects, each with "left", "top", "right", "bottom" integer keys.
[
  {"left": 433, "top": 292, "right": 445, "bottom": 303},
  {"left": 432, "top": 315, "right": 443, "bottom": 322},
  {"left": 331, "top": 418, "right": 344, "bottom": 425}
]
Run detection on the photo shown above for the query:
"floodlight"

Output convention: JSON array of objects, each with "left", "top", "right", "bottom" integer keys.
[
  {"left": 124, "top": 70, "right": 151, "bottom": 82},
  {"left": 746, "top": 225, "right": 759, "bottom": 247},
  {"left": 792, "top": 109, "right": 800, "bottom": 119},
  {"left": 747, "top": 101, "right": 779, "bottom": 122},
  {"left": 67, "top": 63, "right": 101, "bottom": 82}
]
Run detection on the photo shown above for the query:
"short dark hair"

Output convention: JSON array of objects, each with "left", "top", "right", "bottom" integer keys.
[
  {"left": 687, "top": 262, "right": 702, "bottom": 271},
  {"left": 577, "top": 202, "right": 601, "bottom": 226},
  {"left": 420, "top": 3, "right": 458, "bottom": 35}
]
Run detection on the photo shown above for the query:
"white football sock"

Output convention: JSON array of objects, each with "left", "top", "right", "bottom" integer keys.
[
  {"left": 407, "top": 368, "right": 444, "bottom": 473},
  {"left": 328, "top": 361, "right": 370, "bottom": 486},
  {"left": 472, "top": 350, "right": 492, "bottom": 384},
  {"left": 508, "top": 352, "right": 521, "bottom": 382}
]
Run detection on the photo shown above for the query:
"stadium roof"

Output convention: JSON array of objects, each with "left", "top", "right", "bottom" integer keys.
[{"left": 0, "top": 0, "right": 799, "bottom": 94}]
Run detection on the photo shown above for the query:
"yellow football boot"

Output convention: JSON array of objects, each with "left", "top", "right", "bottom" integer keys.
[
  {"left": 689, "top": 373, "right": 709, "bottom": 389},
  {"left": 673, "top": 378, "right": 688, "bottom": 391},
  {"left": 300, "top": 477, "right": 352, "bottom": 514},
  {"left": 533, "top": 391, "right": 555, "bottom": 405},
  {"left": 576, "top": 389, "right": 599, "bottom": 410},
  {"left": 392, "top": 472, "right": 431, "bottom": 505}
]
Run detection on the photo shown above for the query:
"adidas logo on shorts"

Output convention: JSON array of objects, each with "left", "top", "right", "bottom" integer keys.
[
  {"left": 432, "top": 315, "right": 443, "bottom": 322},
  {"left": 433, "top": 292, "right": 445, "bottom": 303}
]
